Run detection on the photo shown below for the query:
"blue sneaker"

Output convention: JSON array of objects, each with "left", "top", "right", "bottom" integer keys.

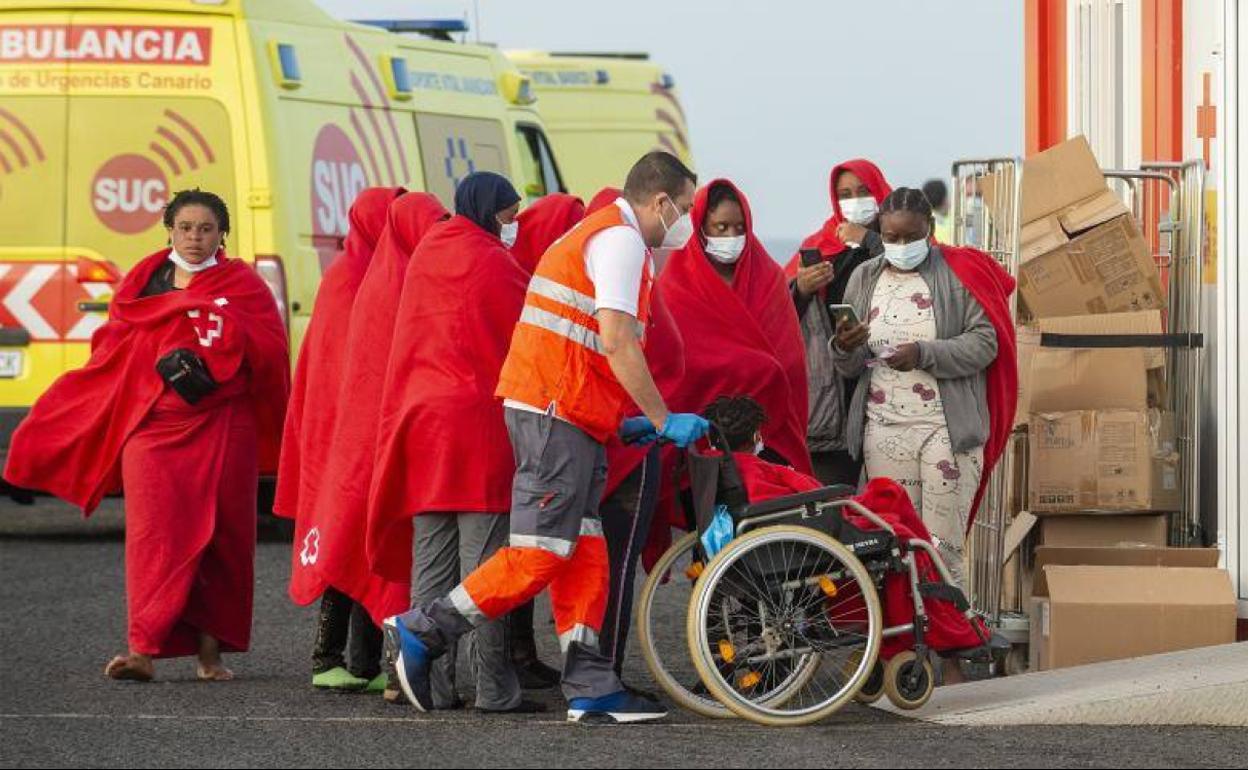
[
  {"left": 566, "top": 690, "right": 668, "bottom": 724},
  {"left": 383, "top": 616, "right": 433, "bottom": 712}
]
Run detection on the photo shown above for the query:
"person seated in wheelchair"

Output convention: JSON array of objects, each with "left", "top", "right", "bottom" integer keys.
[{"left": 700, "top": 395, "right": 825, "bottom": 501}]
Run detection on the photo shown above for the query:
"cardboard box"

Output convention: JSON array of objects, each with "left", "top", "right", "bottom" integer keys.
[
  {"left": 1017, "top": 311, "right": 1169, "bottom": 423},
  {"left": 1018, "top": 214, "right": 1166, "bottom": 319},
  {"left": 1029, "top": 409, "right": 1180, "bottom": 514},
  {"left": 1027, "top": 547, "right": 1236, "bottom": 671},
  {"left": 1036, "top": 513, "right": 1168, "bottom": 547}
]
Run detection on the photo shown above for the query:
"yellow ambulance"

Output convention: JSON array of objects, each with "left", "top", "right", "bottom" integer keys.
[{"left": 0, "top": 0, "right": 694, "bottom": 444}]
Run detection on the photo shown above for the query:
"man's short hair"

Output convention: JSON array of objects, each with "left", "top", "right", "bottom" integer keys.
[{"left": 623, "top": 151, "right": 696, "bottom": 204}]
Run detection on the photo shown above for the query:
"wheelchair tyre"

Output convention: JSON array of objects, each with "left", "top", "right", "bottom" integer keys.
[
  {"left": 687, "top": 525, "right": 883, "bottom": 727},
  {"left": 847, "top": 651, "right": 885, "bottom": 704},
  {"left": 636, "top": 531, "right": 733, "bottom": 719},
  {"left": 883, "top": 650, "right": 934, "bottom": 710}
]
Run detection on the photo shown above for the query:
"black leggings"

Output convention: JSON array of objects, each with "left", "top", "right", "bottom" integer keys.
[{"left": 312, "top": 587, "right": 384, "bottom": 679}]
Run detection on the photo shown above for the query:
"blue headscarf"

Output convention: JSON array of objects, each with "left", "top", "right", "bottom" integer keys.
[{"left": 454, "top": 172, "right": 521, "bottom": 236}]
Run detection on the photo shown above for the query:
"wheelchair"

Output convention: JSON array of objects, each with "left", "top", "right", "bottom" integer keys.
[{"left": 635, "top": 430, "right": 993, "bottom": 727}]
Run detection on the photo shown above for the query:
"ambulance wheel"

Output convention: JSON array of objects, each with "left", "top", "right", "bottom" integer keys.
[
  {"left": 848, "top": 652, "right": 885, "bottom": 704},
  {"left": 883, "top": 651, "right": 934, "bottom": 710},
  {"left": 636, "top": 531, "right": 732, "bottom": 719}
]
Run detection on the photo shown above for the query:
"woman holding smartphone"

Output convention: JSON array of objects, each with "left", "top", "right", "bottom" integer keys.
[
  {"left": 786, "top": 159, "right": 892, "bottom": 486},
  {"left": 832, "top": 187, "right": 1017, "bottom": 587}
]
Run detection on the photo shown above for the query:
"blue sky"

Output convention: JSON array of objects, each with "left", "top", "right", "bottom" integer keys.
[{"left": 314, "top": 0, "right": 1024, "bottom": 241}]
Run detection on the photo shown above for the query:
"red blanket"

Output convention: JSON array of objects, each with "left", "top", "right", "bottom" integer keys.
[
  {"left": 4, "top": 249, "right": 288, "bottom": 511},
  {"left": 940, "top": 244, "right": 1018, "bottom": 528},
  {"left": 4, "top": 249, "right": 288, "bottom": 657},
  {"left": 658, "top": 179, "right": 811, "bottom": 474},
  {"left": 275, "top": 186, "right": 402, "bottom": 607},
  {"left": 512, "top": 193, "right": 585, "bottom": 274},
  {"left": 309, "top": 192, "right": 448, "bottom": 622},
  {"left": 783, "top": 158, "right": 892, "bottom": 278},
  {"left": 850, "top": 478, "right": 990, "bottom": 658},
  {"left": 366, "top": 216, "right": 529, "bottom": 587}
]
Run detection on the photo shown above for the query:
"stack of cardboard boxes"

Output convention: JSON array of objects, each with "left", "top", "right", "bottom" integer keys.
[{"left": 1000, "top": 136, "right": 1236, "bottom": 671}]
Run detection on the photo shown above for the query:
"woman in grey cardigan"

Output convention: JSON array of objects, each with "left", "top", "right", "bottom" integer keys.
[{"left": 832, "top": 188, "right": 998, "bottom": 584}]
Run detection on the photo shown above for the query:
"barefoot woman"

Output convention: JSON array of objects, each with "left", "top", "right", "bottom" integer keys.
[{"left": 4, "top": 189, "right": 289, "bottom": 681}]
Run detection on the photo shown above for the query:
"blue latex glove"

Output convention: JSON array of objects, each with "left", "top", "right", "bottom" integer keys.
[
  {"left": 659, "top": 413, "right": 710, "bottom": 448},
  {"left": 619, "top": 415, "right": 659, "bottom": 446}
]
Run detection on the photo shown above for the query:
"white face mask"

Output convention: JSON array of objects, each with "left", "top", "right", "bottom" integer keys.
[
  {"left": 839, "top": 196, "right": 878, "bottom": 226},
  {"left": 169, "top": 247, "right": 219, "bottom": 273},
  {"left": 704, "top": 234, "right": 745, "bottom": 264},
  {"left": 883, "top": 234, "right": 930, "bottom": 271},
  {"left": 499, "top": 220, "right": 519, "bottom": 249},
  {"left": 658, "top": 197, "right": 693, "bottom": 250},
  {"left": 753, "top": 435, "right": 765, "bottom": 456}
]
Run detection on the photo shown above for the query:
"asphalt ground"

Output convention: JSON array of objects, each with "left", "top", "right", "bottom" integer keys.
[{"left": 2, "top": 496, "right": 1245, "bottom": 768}]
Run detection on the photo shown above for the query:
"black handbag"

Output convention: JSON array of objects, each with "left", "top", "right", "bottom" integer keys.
[{"left": 156, "top": 348, "right": 218, "bottom": 405}]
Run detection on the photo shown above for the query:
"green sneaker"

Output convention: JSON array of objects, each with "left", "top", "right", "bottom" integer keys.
[
  {"left": 312, "top": 666, "right": 368, "bottom": 691},
  {"left": 364, "top": 673, "right": 387, "bottom": 693}
]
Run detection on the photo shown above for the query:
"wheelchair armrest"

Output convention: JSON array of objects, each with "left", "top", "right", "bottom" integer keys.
[{"left": 742, "top": 484, "right": 857, "bottom": 519}]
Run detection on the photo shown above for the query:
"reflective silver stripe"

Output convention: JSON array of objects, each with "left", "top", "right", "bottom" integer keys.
[
  {"left": 510, "top": 533, "right": 576, "bottom": 558},
  {"left": 558, "top": 624, "right": 599, "bottom": 652},
  {"left": 519, "top": 305, "right": 605, "bottom": 355},
  {"left": 449, "top": 584, "right": 487, "bottom": 626},
  {"left": 580, "top": 518, "right": 604, "bottom": 539},
  {"left": 528, "top": 275, "right": 597, "bottom": 317}
]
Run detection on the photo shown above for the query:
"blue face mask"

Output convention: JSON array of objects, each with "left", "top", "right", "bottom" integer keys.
[{"left": 883, "top": 232, "right": 930, "bottom": 271}]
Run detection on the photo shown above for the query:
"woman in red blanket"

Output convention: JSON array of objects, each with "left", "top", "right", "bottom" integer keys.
[
  {"left": 273, "top": 186, "right": 404, "bottom": 692},
  {"left": 367, "top": 172, "right": 533, "bottom": 713},
  {"left": 658, "top": 179, "right": 810, "bottom": 473},
  {"left": 784, "top": 159, "right": 892, "bottom": 487},
  {"left": 4, "top": 190, "right": 288, "bottom": 682},
  {"left": 307, "top": 190, "right": 448, "bottom": 686},
  {"left": 511, "top": 193, "right": 585, "bottom": 274}
]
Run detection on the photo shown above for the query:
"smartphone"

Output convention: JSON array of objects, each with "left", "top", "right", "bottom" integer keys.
[
  {"left": 799, "top": 249, "right": 823, "bottom": 268},
  {"left": 827, "top": 304, "right": 860, "bottom": 328}
]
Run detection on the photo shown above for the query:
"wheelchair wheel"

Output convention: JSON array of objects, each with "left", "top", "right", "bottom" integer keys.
[
  {"left": 882, "top": 650, "right": 935, "bottom": 710},
  {"left": 636, "top": 531, "right": 733, "bottom": 719},
  {"left": 845, "top": 650, "right": 885, "bottom": 704},
  {"left": 687, "top": 524, "right": 883, "bottom": 727}
]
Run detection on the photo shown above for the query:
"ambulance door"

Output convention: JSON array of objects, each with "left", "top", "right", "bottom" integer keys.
[
  {"left": 63, "top": 95, "right": 235, "bottom": 336},
  {"left": 514, "top": 123, "right": 567, "bottom": 203},
  {"left": 0, "top": 10, "right": 71, "bottom": 413},
  {"left": 413, "top": 113, "right": 511, "bottom": 209}
]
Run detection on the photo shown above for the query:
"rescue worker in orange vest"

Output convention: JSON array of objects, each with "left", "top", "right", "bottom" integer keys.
[{"left": 386, "top": 152, "right": 707, "bottom": 724}]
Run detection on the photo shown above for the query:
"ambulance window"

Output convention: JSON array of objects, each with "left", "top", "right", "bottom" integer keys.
[{"left": 516, "top": 125, "right": 565, "bottom": 198}]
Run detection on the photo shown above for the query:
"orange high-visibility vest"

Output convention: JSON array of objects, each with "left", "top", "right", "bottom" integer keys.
[{"left": 496, "top": 203, "right": 652, "bottom": 443}]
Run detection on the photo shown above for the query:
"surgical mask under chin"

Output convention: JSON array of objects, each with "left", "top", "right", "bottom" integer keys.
[
  {"left": 704, "top": 234, "right": 745, "bottom": 264},
  {"left": 498, "top": 220, "right": 519, "bottom": 248},
  {"left": 883, "top": 237, "right": 930, "bottom": 271},
  {"left": 168, "top": 246, "right": 219, "bottom": 273},
  {"left": 659, "top": 199, "right": 693, "bottom": 250},
  {"left": 753, "top": 438, "right": 765, "bottom": 456},
  {"left": 839, "top": 196, "right": 878, "bottom": 226}
]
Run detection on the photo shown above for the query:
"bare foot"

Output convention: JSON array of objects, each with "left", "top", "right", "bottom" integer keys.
[
  {"left": 196, "top": 634, "right": 234, "bottom": 682},
  {"left": 104, "top": 653, "right": 154, "bottom": 682},
  {"left": 196, "top": 661, "right": 235, "bottom": 682}
]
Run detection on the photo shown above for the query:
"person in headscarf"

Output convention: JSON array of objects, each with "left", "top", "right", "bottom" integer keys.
[
  {"left": 4, "top": 189, "right": 289, "bottom": 682},
  {"left": 785, "top": 160, "right": 892, "bottom": 487},
  {"left": 367, "top": 172, "right": 539, "bottom": 713},
  {"left": 308, "top": 191, "right": 449, "bottom": 696},
  {"left": 274, "top": 187, "right": 406, "bottom": 691}
]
